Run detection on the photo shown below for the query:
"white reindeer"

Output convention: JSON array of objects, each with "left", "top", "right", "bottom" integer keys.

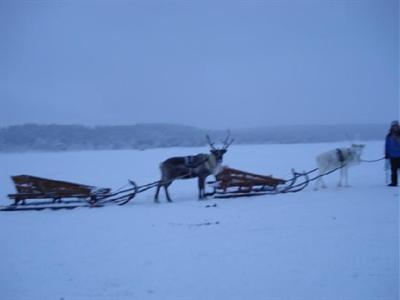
[{"left": 314, "top": 144, "right": 365, "bottom": 190}]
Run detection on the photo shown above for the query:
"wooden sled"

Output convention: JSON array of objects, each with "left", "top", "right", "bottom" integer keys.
[
  {"left": 7, "top": 175, "right": 111, "bottom": 206},
  {"left": 216, "top": 167, "right": 285, "bottom": 191},
  {"left": 208, "top": 167, "right": 306, "bottom": 198}
]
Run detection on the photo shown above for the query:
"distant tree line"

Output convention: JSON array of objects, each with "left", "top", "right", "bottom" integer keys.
[{"left": 0, "top": 123, "right": 387, "bottom": 152}]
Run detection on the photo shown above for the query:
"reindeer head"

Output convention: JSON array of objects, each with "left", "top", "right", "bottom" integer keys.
[
  {"left": 206, "top": 131, "right": 234, "bottom": 163},
  {"left": 351, "top": 144, "right": 365, "bottom": 156},
  {"left": 351, "top": 144, "right": 365, "bottom": 160}
]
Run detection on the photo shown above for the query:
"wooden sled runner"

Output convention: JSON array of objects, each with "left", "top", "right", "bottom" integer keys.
[{"left": 207, "top": 167, "right": 310, "bottom": 198}]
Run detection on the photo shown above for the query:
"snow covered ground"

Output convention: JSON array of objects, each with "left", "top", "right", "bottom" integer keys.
[{"left": 0, "top": 141, "right": 398, "bottom": 300}]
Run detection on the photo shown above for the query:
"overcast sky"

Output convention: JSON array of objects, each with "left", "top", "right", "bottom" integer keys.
[{"left": 0, "top": 0, "right": 398, "bottom": 129}]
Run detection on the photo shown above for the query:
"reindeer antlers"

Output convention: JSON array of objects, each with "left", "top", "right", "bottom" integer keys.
[
  {"left": 221, "top": 130, "right": 234, "bottom": 150},
  {"left": 206, "top": 134, "right": 217, "bottom": 150},
  {"left": 206, "top": 130, "right": 234, "bottom": 150}
]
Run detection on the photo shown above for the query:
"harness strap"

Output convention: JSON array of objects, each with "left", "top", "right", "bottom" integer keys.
[
  {"left": 336, "top": 149, "right": 345, "bottom": 164},
  {"left": 184, "top": 156, "right": 209, "bottom": 168},
  {"left": 184, "top": 156, "right": 195, "bottom": 166},
  {"left": 184, "top": 156, "right": 211, "bottom": 177}
]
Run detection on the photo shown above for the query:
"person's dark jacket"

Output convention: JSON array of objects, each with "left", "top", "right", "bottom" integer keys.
[{"left": 385, "top": 133, "right": 400, "bottom": 158}]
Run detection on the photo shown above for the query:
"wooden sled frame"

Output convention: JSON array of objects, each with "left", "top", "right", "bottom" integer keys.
[
  {"left": 214, "top": 167, "right": 286, "bottom": 192},
  {"left": 206, "top": 167, "right": 310, "bottom": 198},
  {"left": 8, "top": 175, "right": 111, "bottom": 205}
]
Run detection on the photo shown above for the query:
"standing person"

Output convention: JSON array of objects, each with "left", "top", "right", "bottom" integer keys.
[{"left": 385, "top": 121, "right": 400, "bottom": 186}]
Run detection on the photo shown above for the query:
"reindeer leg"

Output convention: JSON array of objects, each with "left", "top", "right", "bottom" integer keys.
[
  {"left": 338, "top": 168, "right": 343, "bottom": 187},
  {"left": 154, "top": 183, "right": 161, "bottom": 203},
  {"left": 314, "top": 176, "right": 321, "bottom": 191},
  {"left": 198, "top": 177, "right": 205, "bottom": 200},
  {"left": 321, "top": 177, "right": 326, "bottom": 189},
  {"left": 315, "top": 172, "right": 326, "bottom": 190},
  {"left": 344, "top": 168, "right": 350, "bottom": 187},
  {"left": 338, "top": 168, "right": 344, "bottom": 187},
  {"left": 164, "top": 182, "right": 173, "bottom": 202}
]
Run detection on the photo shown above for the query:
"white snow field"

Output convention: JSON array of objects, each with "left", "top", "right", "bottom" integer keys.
[{"left": 0, "top": 141, "right": 398, "bottom": 300}]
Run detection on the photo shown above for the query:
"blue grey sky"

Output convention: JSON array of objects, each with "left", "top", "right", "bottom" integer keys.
[{"left": 0, "top": 0, "right": 398, "bottom": 129}]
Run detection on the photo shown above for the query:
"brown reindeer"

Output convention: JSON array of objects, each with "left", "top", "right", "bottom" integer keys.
[{"left": 154, "top": 133, "right": 234, "bottom": 202}]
